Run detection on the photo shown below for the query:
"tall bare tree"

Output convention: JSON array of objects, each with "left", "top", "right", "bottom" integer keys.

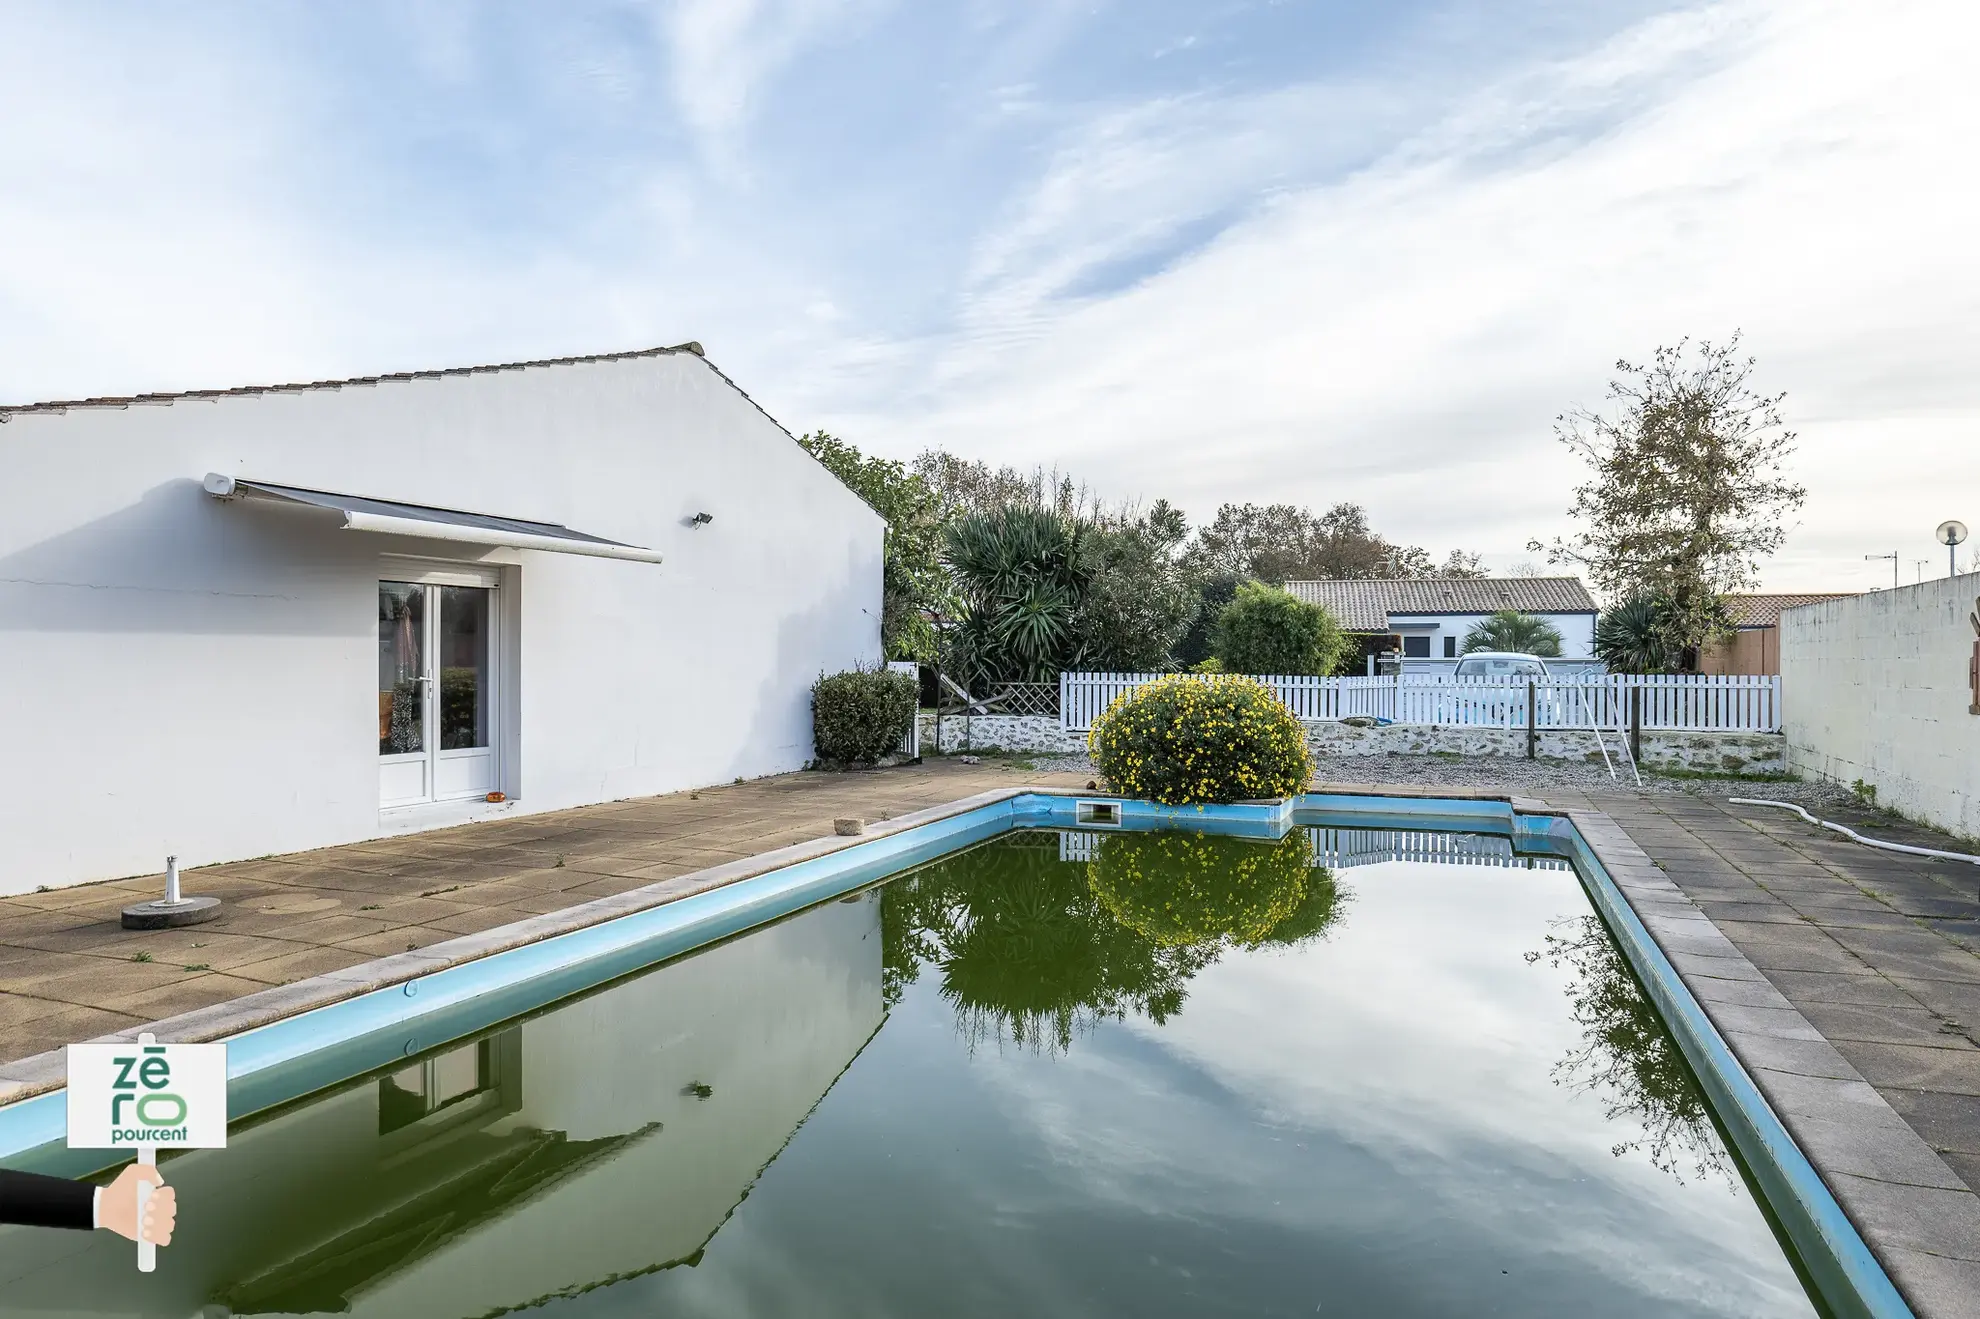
[
  {"left": 1531, "top": 335, "right": 1805, "bottom": 667},
  {"left": 1185, "top": 501, "right": 1483, "bottom": 584}
]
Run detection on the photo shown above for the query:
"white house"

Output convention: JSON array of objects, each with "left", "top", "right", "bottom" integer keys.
[
  {"left": 1282, "top": 577, "right": 1601, "bottom": 671},
  {"left": 0, "top": 345, "right": 884, "bottom": 893}
]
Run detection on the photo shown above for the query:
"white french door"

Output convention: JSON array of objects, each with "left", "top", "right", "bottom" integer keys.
[{"left": 378, "top": 572, "right": 501, "bottom": 807}]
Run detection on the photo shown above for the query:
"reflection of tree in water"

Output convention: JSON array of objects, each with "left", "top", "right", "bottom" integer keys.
[
  {"left": 883, "top": 830, "right": 1346, "bottom": 1054},
  {"left": 1528, "top": 916, "right": 1734, "bottom": 1188}
]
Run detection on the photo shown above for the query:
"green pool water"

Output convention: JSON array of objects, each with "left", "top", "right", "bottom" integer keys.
[{"left": 0, "top": 826, "right": 1822, "bottom": 1317}]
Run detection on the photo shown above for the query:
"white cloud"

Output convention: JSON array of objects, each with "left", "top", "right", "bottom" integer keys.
[
  {"left": 826, "top": 0, "right": 1980, "bottom": 591},
  {"left": 657, "top": 0, "right": 880, "bottom": 158}
]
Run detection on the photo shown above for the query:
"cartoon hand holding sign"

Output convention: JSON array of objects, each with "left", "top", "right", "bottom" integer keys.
[{"left": 64, "top": 1032, "right": 226, "bottom": 1270}]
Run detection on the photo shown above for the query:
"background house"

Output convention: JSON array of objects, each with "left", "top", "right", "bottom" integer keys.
[
  {"left": 1699, "top": 593, "right": 1856, "bottom": 675},
  {"left": 1283, "top": 577, "right": 1600, "bottom": 673},
  {"left": 0, "top": 346, "right": 884, "bottom": 893}
]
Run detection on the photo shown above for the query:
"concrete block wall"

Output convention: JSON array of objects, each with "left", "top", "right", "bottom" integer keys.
[{"left": 1782, "top": 575, "right": 1980, "bottom": 840}]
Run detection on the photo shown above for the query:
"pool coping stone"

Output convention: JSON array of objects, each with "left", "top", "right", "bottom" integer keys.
[{"left": 1570, "top": 806, "right": 1980, "bottom": 1319}]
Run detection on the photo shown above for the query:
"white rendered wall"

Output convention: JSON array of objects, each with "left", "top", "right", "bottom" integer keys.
[
  {"left": 1781, "top": 576, "right": 1980, "bottom": 841},
  {"left": 0, "top": 352, "right": 884, "bottom": 892},
  {"left": 1388, "top": 612, "right": 1596, "bottom": 659}
]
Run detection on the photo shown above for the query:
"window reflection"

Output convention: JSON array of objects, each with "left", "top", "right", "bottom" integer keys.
[
  {"left": 378, "top": 584, "right": 425, "bottom": 755},
  {"left": 439, "top": 586, "right": 490, "bottom": 751}
]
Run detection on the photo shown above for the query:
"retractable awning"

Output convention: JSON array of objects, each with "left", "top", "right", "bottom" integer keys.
[{"left": 203, "top": 474, "right": 664, "bottom": 564}]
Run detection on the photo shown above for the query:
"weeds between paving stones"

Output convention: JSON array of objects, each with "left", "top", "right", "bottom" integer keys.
[
  {"left": 183, "top": 963, "right": 209, "bottom": 972},
  {"left": 128, "top": 952, "right": 152, "bottom": 963}
]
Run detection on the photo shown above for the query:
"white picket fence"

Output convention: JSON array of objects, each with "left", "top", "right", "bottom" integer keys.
[{"left": 1059, "top": 671, "right": 1781, "bottom": 734}]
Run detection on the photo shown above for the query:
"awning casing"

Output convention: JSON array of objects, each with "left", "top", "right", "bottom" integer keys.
[{"left": 204, "top": 474, "right": 664, "bottom": 564}]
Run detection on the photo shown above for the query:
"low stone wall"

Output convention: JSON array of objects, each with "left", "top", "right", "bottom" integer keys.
[
  {"left": 918, "top": 712, "right": 1086, "bottom": 755},
  {"left": 917, "top": 712, "right": 1785, "bottom": 774},
  {"left": 1309, "top": 722, "right": 1785, "bottom": 773}
]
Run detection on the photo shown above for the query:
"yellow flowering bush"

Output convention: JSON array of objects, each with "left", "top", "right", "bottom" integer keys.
[
  {"left": 1087, "top": 674, "right": 1311, "bottom": 805},
  {"left": 1087, "top": 829, "right": 1338, "bottom": 949}
]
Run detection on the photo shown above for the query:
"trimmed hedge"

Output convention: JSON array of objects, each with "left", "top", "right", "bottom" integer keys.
[
  {"left": 812, "top": 667, "right": 918, "bottom": 765},
  {"left": 1087, "top": 673, "right": 1312, "bottom": 805}
]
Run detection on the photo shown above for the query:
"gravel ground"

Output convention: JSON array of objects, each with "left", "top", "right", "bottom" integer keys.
[{"left": 1028, "top": 751, "right": 1861, "bottom": 812}]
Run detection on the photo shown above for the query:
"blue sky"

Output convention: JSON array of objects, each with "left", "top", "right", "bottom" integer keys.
[{"left": 2, "top": 0, "right": 1976, "bottom": 589}]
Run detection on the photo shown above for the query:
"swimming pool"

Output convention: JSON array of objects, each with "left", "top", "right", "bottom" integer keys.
[{"left": 0, "top": 796, "right": 1892, "bottom": 1315}]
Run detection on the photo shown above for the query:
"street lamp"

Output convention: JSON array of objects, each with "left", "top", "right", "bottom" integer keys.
[
  {"left": 1938, "top": 521, "right": 1969, "bottom": 578},
  {"left": 1864, "top": 552, "right": 1898, "bottom": 590}
]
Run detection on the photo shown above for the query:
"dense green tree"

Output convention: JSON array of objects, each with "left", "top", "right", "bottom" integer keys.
[
  {"left": 1461, "top": 610, "right": 1565, "bottom": 657},
  {"left": 1173, "top": 571, "right": 1248, "bottom": 669},
  {"left": 1212, "top": 581, "right": 1349, "bottom": 675},
  {"left": 797, "top": 433, "right": 953, "bottom": 661},
  {"left": 1530, "top": 335, "right": 1804, "bottom": 669},
  {"left": 1074, "top": 501, "right": 1197, "bottom": 672}
]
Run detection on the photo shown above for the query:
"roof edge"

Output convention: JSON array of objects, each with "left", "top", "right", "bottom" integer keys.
[{"left": 0, "top": 343, "right": 708, "bottom": 418}]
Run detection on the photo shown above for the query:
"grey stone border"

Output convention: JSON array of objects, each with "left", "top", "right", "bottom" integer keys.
[{"left": 1569, "top": 808, "right": 1980, "bottom": 1319}]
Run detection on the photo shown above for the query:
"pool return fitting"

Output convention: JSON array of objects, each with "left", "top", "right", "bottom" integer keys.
[{"left": 1729, "top": 799, "right": 1980, "bottom": 866}]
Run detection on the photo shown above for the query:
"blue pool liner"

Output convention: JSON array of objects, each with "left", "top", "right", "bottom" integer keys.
[{"left": 0, "top": 791, "right": 1912, "bottom": 1318}]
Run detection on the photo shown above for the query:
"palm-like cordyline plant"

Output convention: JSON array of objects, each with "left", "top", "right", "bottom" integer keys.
[
  {"left": 1594, "top": 596, "right": 1675, "bottom": 674},
  {"left": 1461, "top": 610, "right": 1564, "bottom": 657},
  {"left": 944, "top": 506, "right": 1092, "bottom": 685}
]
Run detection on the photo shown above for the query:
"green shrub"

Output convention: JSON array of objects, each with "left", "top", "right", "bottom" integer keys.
[
  {"left": 1088, "top": 673, "right": 1312, "bottom": 804},
  {"left": 812, "top": 667, "right": 918, "bottom": 765},
  {"left": 1086, "top": 830, "right": 1342, "bottom": 949},
  {"left": 1212, "top": 581, "right": 1347, "bottom": 675}
]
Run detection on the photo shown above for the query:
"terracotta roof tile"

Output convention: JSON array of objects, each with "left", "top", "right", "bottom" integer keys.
[
  {"left": 1723, "top": 593, "right": 1858, "bottom": 628},
  {"left": 1282, "top": 578, "right": 1598, "bottom": 632}
]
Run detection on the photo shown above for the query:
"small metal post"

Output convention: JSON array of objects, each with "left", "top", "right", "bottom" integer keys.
[
  {"left": 163, "top": 856, "right": 180, "bottom": 906},
  {"left": 1629, "top": 686, "right": 1642, "bottom": 764},
  {"left": 1526, "top": 680, "right": 1537, "bottom": 760}
]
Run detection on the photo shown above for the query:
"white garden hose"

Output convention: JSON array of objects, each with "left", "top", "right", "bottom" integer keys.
[{"left": 1728, "top": 799, "right": 1980, "bottom": 866}]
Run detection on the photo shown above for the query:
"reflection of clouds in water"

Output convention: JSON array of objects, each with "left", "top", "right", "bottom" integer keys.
[{"left": 969, "top": 860, "right": 1809, "bottom": 1318}]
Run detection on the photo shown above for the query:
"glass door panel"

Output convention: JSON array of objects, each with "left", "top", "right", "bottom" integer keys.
[
  {"left": 378, "top": 584, "right": 427, "bottom": 756},
  {"left": 438, "top": 586, "right": 490, "bottom": 751}
]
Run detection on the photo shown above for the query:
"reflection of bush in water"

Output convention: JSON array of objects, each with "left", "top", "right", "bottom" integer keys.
[
  {"left": 1088, "top": 829, "right": 1345, "bottom": 950},
  {"left": 1528, "top": 916, "right": 1733, "bottom": 1187},
  {"left": 881, "top": 830, "right": 1347, "bottom": 1054},
  {"left": 882, "top": 834, "right": 1215, "bottom": 1053}
]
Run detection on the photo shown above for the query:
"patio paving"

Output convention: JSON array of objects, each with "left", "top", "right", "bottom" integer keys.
[
  {"left": 1552, "top": 788, "right": 1980, "bottom": 1200},
  {"left": 0, "top": 758, "right": 1085, "bottom": 1067}
]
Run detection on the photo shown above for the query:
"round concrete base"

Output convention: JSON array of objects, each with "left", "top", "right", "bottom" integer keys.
[{"left": 121, "top": 895, "right": 222, "bottom": 930}]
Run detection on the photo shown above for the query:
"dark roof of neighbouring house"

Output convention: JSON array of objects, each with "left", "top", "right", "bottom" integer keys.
[
  {"left": 1283, "top": 577, "right": 1599, "bottom": 631},
  {"left": 0, "top": 344, "right": 708, "bottom": 417},
  {"left": 1723, "top": 593, "right": 1858, "bottom": 629}
]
